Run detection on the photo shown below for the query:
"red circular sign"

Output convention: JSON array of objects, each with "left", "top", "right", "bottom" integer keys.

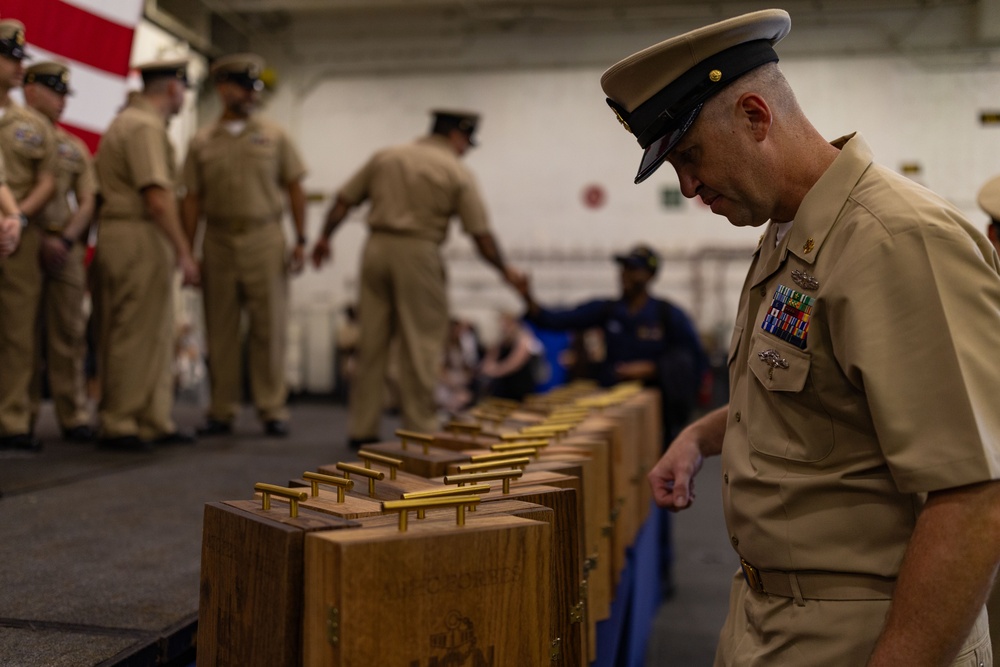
[{"left": 582, "top": 184, "right": 606, "bottom": 209}]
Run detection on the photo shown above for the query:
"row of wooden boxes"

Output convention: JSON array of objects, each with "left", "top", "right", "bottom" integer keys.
[{"left": 198, "top": 382, "right": 664, "bottom": 666}]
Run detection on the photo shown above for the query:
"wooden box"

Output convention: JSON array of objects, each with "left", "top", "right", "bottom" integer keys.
[
  {"left": 304, "top": 513, "right": 552, "bottom": 666},
  {"left": 198, "top": 500, "right": 357, "bottom": 667}
]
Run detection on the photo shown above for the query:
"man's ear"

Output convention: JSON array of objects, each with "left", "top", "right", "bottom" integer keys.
[{"left": 738, "top": 93, "right": 772, "bottom": 141}]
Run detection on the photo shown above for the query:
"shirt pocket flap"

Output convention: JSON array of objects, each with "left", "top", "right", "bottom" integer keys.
[{"left": 749, "top": 329, "right": 810, "bottom": 393}]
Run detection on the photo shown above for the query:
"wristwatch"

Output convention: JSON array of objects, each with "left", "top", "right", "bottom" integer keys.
[
  {"left": 17, "top": 212, "right": 27, "bottom": 229},
  {"left": 296, "top": 233, "right": 307, "bottom": 246},
  {"left": 60, "top": 236, "right": 74, "bottom": 250}
]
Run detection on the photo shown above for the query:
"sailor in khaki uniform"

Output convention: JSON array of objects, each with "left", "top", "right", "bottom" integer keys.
[
  {"left": 312, "top": 111, "right": 521, "bottom": 447},
  {"left": 181, "top": 54, "right": 307, "bottom": 438},
  {"left": 23, "top": 61, "right": 97, "bottom": 442},
  {"left": 0, "top": 19, "right": 57, "bottom": 452},
  {"left": 608, "top": 10, "right": 1000, "bottom": 666},
  {"left": 93, "top": 59, "right": 200, "bottom": 450},
  {"left": 0, "top": 152, "right": 24, "bottom": 258}
]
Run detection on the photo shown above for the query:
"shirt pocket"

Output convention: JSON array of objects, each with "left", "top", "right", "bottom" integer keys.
[{"left": 746, "top": 329, "right": 834, "bottom": 463}]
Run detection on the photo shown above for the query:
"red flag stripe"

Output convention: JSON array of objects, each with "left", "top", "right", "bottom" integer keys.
[{"left": 0, "top": 0, "right": 135, "bottom": 76}]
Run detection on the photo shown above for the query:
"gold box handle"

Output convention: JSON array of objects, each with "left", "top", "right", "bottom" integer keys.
[
  {"left": 455, "top": 457, "right": 530, "bottom": 474},
  {"left": 302, "top": 472, "right": 354, "bottom": 502},
  {"left": 444, "top": 469, "right": 523, "bottom": 496},
  {"left": 394, "top": 428, "right": 434, "bottom": 454},
  {"left": 382, "top": 495, "right": 482, "bottom": 532},
  {"left": 402, "top": 483, "right": 491, "bottom": 515},
  {"left": 335, "top": 462, "right": 385, "bottom": 498},
  {"left": 356, "top": 450, "right": 403, "bottom": 480},
  {"left": 254, "top": 482, "right": 308, "bottom": 518}
]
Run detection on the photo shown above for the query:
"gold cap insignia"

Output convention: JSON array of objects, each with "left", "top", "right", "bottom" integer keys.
[
  {"left": 14, "top": 30, "right": 24, "bottom": 46},
  {"left": 709, "top": 69, "right": 722, "bottom": 82},
  {"left": 60, "top": 71, "right": 69, "bottom": 83},
  {"left": 612, "top": 107, "right": 632, "bottom": 134}
]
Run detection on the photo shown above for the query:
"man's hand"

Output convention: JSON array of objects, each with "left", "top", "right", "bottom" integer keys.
[
  {"left": 311, "top": 237, "right": 332, "bottom": 269},
  {"left": 503, "top": 264, "right": 525, "bottom": 289},
  {"left": 178, "top": 253, "right": 200, "bottom": 287},
  {"left": 288, "top": 243, "right": 305, "bottom": 275},
  {"left": 648, "top": 406, "right": 727, "bottom": 510},
  {"left": 0, "top": 215, "right": 21, "bottom": 258},
  {"left": 648, "top": 436, "right": 704, "bottom": 510},
  {"left": 40, "top": 235, "right": 70, "bottom": 272}
]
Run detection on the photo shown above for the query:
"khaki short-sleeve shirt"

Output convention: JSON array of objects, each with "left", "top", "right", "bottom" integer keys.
[
  {"left": 723, "top": 133, "right": 1000, "bottom": 578},
  {"left": 40, "top": 126, "right": 96, "bottom": 231},
  {"left": 0, "top": 101, "right": 56, "bottom": 203},
  {"left": 337, "top": 135, "right": 491, "bottom": 244},
  {"left": 182, "top": 116, "right": 306, "bottom": 222},
  {"left": 95, "top": 97, "right": 176, "bottom": 221}
]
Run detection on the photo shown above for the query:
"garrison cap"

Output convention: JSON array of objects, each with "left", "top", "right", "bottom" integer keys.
[
  {"left": 977, "top": 175, "right": 1000, "bottom": 223},
  {"left": 0, "top": 19, "right": 28, "bottom": 62},
  {"left": 601, "top": 9, "right": 791, "bottom": 184},
  {"left": 614, "top": 244, "right": 660, "bottom": 275},
  {"left": 211, "top": 53, "right": 265, "bottom": 91},
  {"left": 136, "top": 58, "right": 189, "bottom": 86},
  {"left": 24, "top": 61, "right": 73, "bottom": 95},
  {"left": 431, "top": 109, "right": 480, "bottom": 146}
]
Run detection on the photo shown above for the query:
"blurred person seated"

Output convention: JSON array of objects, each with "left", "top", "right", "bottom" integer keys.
[
  {"left": 479, "top": 311, "right": 545, "bottom": 402},
  {"left": 437, "top": 317, "right": 484, "bottom": 414}
]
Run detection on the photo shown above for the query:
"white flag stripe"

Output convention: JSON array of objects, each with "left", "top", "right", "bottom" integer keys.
[
  {"left": 29, "top": 45, "right": 132, "bottom": 135},
  {"left": 62, "top": 0, "right": 143, "bottom": 29}
]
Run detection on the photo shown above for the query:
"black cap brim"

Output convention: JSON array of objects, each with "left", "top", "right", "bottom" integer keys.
[{"left": 634, "top": 104, "right": 702, "bottom": 184}]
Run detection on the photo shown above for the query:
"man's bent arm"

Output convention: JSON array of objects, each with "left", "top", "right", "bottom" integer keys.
[
  {"left": 867, "top": 479, "right": 1000, "bottom": 666},
  {"left": 648, "top": 405, "right": 728, "bottom": 510}
]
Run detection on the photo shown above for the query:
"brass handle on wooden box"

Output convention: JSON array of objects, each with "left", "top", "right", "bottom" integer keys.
[
  {"left": 445, "top": 421, "right": 482, "bottom": 439},
  {"left": 455, "top": 457, "right": 530, "bottom": 473},
  {"left": 382, "top": 495, "right": 482, "bottom": 531},
  {"left": 444, "top": 469, "right": 523, "bottom": 495},
  {"left": 254, "top": 482, "right": 308, "bottom": 518},
  {"left": 394, "top": 428, "right": 434, "bottom": 454},
  {"left": 470, "top": 449, "right": 536, "bottom": 463},
  {"left": 356, "top": 450, "right": 403, "bottom": 480},
  {"left": 302, "top": 472, "right": 354, "bottom": 502},
  {"left": 335, "top": 462, "right": 385, "bottom": 498},
  {"left": 402, "top": 484, "right": 492, "bottom": 516}
]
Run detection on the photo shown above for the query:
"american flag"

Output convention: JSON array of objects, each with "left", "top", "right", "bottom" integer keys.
[{"left": 0, "top": 0, "right": 143, "bottom": 153}]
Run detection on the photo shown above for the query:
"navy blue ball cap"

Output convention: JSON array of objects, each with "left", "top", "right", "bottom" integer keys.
[
  {"left": 614, "top": 244, "right": 660, "bottom": 275},
  {"left": 601, "top": 9, "right": 791, "bottom": 184}
]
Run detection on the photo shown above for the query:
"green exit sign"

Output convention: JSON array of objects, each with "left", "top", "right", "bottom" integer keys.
[{"left": 661, "top": 188, "right": 682, "bottom": 209}]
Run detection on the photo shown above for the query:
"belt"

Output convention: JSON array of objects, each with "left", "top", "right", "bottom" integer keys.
[
  {"left": 740, "top": 558, "right": 896, "bottom": 601},
  {"left": 207, "top": 215, "right": 278, "bottom": 234}
]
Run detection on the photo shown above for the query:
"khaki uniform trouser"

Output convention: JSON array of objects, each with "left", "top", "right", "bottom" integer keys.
[
  {"left": 92, "top": 221, "right": 175, "bottom": 440},
  {"left": 32, "top": 239, "right": 90, "bottom": 430},
  {"left": 715, "top": 569, "right": 992, "bottom": 666},
  {"left": 349, "top": 233, "right": 447, "bottom": 438},
  {"left": 202, "top": 222, "right": 288, "bottom": 424},
  {"left": 0, "top": 225, "right": 43, "bottom": 435}
]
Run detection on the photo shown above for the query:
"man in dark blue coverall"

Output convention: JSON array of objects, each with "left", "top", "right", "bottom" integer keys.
[{"left": 515, "top": 243, "right": 707, "bottom": 597}]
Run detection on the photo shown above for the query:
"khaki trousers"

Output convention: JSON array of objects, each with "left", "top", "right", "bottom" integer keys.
[
  {"left": 714, "top": 569, "right": 992, "bottom": 666},
  {"left": 349, "top": 233, "right": 448, "bottom": 439},
  {"left": 32, "top": 242, "right": 89, "bottom": 430},
  {"left": 0, "top": 225, "right": 43, "bottom": 435},
  {"left": 92, "top": 221, "right": 175, "bottom": 440},
  {"left": 202, "top": 223, "right": 288, "bottom": 424}
]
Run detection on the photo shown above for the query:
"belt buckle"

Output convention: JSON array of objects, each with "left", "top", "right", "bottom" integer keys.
[{"left": 740, "top": 558, "right": 765, "bottom": 594}]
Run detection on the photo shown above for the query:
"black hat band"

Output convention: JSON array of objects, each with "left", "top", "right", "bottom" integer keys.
[
  {"left": 608, "top": 39, "right": 779, "bottom": 150},
  {"left": 26, "top": 72, "right": 69, "bottom": 94}
]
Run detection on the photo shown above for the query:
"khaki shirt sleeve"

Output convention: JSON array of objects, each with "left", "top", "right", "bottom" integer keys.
[
  {"left": 74, "top": 149, "right": 97, "bottom": 202},
  {"left": 180, "top": 138, "right": 201, "bottom": 196},
  {"left": 278, "top": 131, "right": 307, "bottom": 185},
  {"left": 37, "top": 117, "right": 58, "bottom": 177},
  {"left": 337, "top": 156, "right": 375, "bottom": 205},
  {"left": 455, "top": 172, "right": 490, "bottom": 236},
  {"left": 0, "top": 150, "right": 7, "bottom": 184},
  {"left": 835, "top": 221, "right": 1000, "bottom": 492}
]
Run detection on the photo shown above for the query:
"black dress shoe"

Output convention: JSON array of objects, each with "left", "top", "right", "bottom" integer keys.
[
  {"left": 97, "top": 435, "right": 152, "bottom": 452},
  {"left": 347, "top": 436, "right": 379, "bottom": 450},
  {"left": 153, "top": 431, "right": 196, "bottom": 445},
  {"left": 0, "top": 433, "right": 43, "bottom": 451},
  {"left": 264, "top": 420, "right": 289, "bottom": 438},
  {"left": 63, "top": 425, "right": 97, "bottom": 443},
  {"left": 196, "top": 419, "right": 232, "bottom": 437}
]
